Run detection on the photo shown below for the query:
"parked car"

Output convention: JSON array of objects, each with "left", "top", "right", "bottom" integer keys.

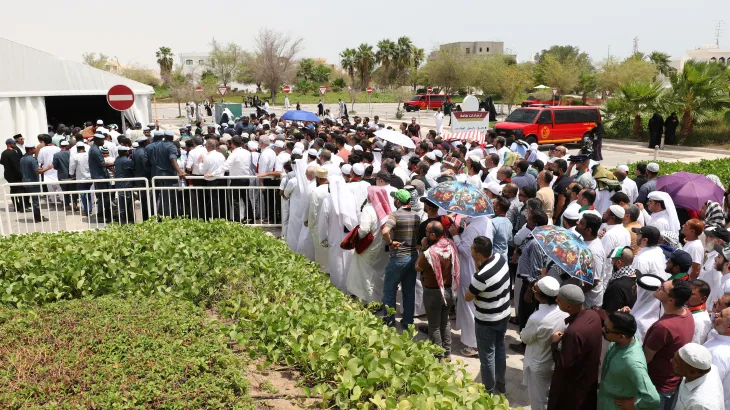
[
  {"left": 521, "top": 95, "right": 562, "bottom": 107},
  {"left": 494, "top": 106, "right": 601, "bottom": 145},
  {"left": 403, "top": 94, "right": 452, "bottom": 111}
]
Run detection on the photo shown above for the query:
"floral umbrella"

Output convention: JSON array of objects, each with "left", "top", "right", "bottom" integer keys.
[
  {"left": 532, "top": 225, "right": 594, "bottom": 284},
  {"left": 426, "top": 180, "right": 494, "bottom": 217}
]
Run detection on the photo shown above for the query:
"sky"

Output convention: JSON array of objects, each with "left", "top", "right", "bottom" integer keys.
[{"left": 2, "top": 0, "right": 729, "bottom": 70}]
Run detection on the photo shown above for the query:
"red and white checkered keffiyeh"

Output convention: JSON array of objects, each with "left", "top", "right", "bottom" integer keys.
[{"left": 424, "top": 237, "right": 460, "bottom": 305}]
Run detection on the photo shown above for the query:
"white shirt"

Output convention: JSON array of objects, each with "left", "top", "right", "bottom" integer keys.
[
  {"left": 585, "top": 238, "right": 607, "bottom": 308},
  {"left": 520, "top": 303, "right": 569, "bottom": 372},
  {"left": 485, "top": 167, "right": 499, "bottom": 184},
  {"left": 186, "top": 145, "right": 207, "bottom": 175},
  {"left": 692, "top": 310, "right": 713, "bottom": 344},
  {"left": 197, "top": 150, "right": 226, "bottom": 175},
  {"left": 393, "top": 166, "right": 410, "bottom": 185},
  {"left": 212, "top": 147, "right": 254, "bottom": 177},
  {"left": 700, "top": 251, "right": 723, "bottom": 311},
  {"left": 274, "top": 151, "right": 291, "bottom": 173},
  {"left": 427, "top": 162, "right": 442, "bottom": 181},
  {"left": 703, "top": 334, "right": 730, "bottom": 410},
  {"left": 621, "top": 177, "right": 639, "bottom": 203},
  {"left": 675, "top": 365, "right": 725, "bottom": 410},
  {"left": 683, "top": 239, "right": 705, "bottom": 267},
  {"left": 602, "top": 224, "right": 631, "bottom": 257},
  {"left": 632, "top": 246, "right": 669, "bottom": 341},
  {"left": 69, "top": 143, "right": 89, "bottom": 159},
  {"left": 103, "top": 140, "right": 118, "bottom": 158},
  {"left": 434, "top": 112, "right": 444, "bottom": 129},
  {"left": 37, "top": 145, "right": 60, "bottom": 179},
  {"left": 642, "top": 209, "right": 670, "bottom": 233},
  {"left": 382, "top": 184, "right": 397, "bottom": 211},
  {"left": 258, "top": 147, "right": 277, "bottom": 174},
  {"left": 69, "top": 152, "right": 91, "bottom": 181}
]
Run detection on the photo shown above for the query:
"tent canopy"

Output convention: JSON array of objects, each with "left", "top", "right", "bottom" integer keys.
[{"left": 0, "top": 37, "right": 154, "bottom": 98}]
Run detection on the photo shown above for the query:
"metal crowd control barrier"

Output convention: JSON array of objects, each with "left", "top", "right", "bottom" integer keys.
[
  {"left": 151, "top": 175, "right": 282, "bottom": 227},
  {"left": 1, "top": 178, "right": 150, "bottom": 235},
  {"left": 0, "top": 176, "right": 283, "bottom": 236}
]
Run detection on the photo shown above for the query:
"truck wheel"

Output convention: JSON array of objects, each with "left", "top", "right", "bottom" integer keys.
[
  {"left": 405, "top": 106, "right": 411, "bottom": 112},
  {"left": 526, "top": 135, "right": 537, "bottom": 145}
]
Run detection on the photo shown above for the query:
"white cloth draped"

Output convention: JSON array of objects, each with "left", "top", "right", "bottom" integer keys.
[
  {"left": 346, "top": 204, "right": 389, "bottom": 302},
  {"left": 318, "top": 176, "right": 357, "bottom": 292},
  {"left": 631, "top": 246, "right": 668, "bottom": 341},
  {"left": 308, "top": 183, "right": 330, "bottom": 271}
]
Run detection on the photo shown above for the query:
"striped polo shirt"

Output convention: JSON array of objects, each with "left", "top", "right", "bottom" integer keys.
[{"left": 469, "top": 253, "right": 511, "bottom": 324}]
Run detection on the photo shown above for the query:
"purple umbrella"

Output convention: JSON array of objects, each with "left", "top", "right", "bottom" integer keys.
[{"left": 656, "top": 172, "right": 725, "bottom": 211}]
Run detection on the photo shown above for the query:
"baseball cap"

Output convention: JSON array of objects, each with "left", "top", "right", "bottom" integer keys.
[
  {"left": 5, "top": 138, "right": 16, "bottom": 145},
  {"left": 705, "top": 226, "right": 730, "bottom": 243},
  {"left": 668, "top": 249, "right": 693, "bottom": 272},
  {"left": 609, "top": 246, "right": 630, "bottom": 259},
  {"left": 391, "top": 189, "right": 411, "bottom": 204},
  {"left": 714, "top": 244, "right": 730, "bottom": 261},
  {"left": 631, "top": 226, "right": 660, "bottom": 243}
]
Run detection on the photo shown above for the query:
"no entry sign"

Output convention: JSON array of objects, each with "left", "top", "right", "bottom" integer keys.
[
  {"left": 427, "top": 86, "right": 433, "bottom": 93},
  {"left": 107, "top": 85, "right": 135, "bottom": 111},
  {"left": 195, "top": 86, "right": 203, "bottom": 93},
  {"left": 366, "top": 87, "right": 373, "bottom": 94},
  {"left": 283, "top": 85, "right": 292, "bottom": 94}
]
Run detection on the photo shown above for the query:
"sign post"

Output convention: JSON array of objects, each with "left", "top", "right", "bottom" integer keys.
[
  {"left": 366, "top": 87, "right": 373, "bottom": 113},
  {"left": 319, "top": 86, "right": 327, "bottom": 114},
  {"left": 552, "top": 88, "right": 557, "bottom": 106},
  {"left": 107, "top": 84, "right": 135, "bottom": 133},
  {"left": 426, "top": 86, "right": 433, "bottom": 112},
  {"left": 217, "top": 85, "right": 228, "bottom": 103}
]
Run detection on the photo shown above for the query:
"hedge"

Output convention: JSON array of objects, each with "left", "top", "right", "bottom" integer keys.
[
  {"left": 0, "top": 220, "right": 510, "bottom": 409},
  {"left": 625, "top": 157, "right": 730, "bottom": 185}
]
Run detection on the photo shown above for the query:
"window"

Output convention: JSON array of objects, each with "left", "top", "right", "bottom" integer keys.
[
  {"left": 711, "top": 57, "right": 717, "bottom": 62},
  {"left": 554, "top": 110, "right": 574, "bottom": 124},
  {"left": 487, "top": 47, "right": 490, "bottom": 52},
  {"left": 466, "top": 48, "right": 471, "bottom": 54},
  {"left": 431, "top": 95, "right": 445, "bottom": 101},
  {"left": 198, "top": 60, "right": 204, "bottom": 65},
  {"left": 720, "top": 57, "right": 726, "bottom": 64},
  {"left": 537, "top": 110, "right": 552, "bottom": 124},
  {"left": 554, "top": 109, "right": 599, "bottom": 124},
  {"left": 505, "top": 109, "right": 539, "bottom": 124},
  {"left": 185, "top": 59, "right": 193, "bottom": 65},
  {"left": 479, "top": 47, "right": 483, "bottom": 52}
]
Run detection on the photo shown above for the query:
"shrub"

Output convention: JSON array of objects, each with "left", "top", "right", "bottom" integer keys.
[
  {"left": 624, "top": 157, "right": 730, "bottom": 185},
  {"left": 0, "top": 220, "right": 510, "bottom": 409}
]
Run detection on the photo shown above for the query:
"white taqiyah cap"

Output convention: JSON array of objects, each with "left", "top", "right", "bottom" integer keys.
[
  {"left": 292, "top": 148, "right": 303, "bottom": 156},
  {"left": 353, "top": 163, "right": 365, "bottom": 176},
  {"left": 647, "top": 162, "right": 659, "bottom": 173},
  {"left": 678, "top": 343, "right": 713, "bottom": 370},
  {"left": 562, "top": 202, "right": 581, "bottom": 221},
  {"left": 433, "top": 149, "right": 443, "bottom": 158},
  {"left": 537, "top": 276, "right": 560, "bottom": 297},
  {"left": 75, "top": 141, "right": 86, "bottom": 147},
  {"left": 247, "top": 141, "right": 258, "bottom": 150},
  {"left": 609, "top": 205, "right": 626, "bottom": 219},
  {"left": 617, "top": 165, "right": 629, "bottom": 172},
  {"left": 136, "top": 136, "right": 148, "bottom": 143},
  {"left": 241, "top": 133, "right": 250, "bottom": 138},
  {"left": 482, "top": 181, "right": 502, "bottom": 195},
  {"left": 353, "top": 145, "right": 363, "bottom": 152},
  {"left": 308, "top": 148, "right": 318, "bottom": 157},
  {"left": 132, "top": 142, "right": 139, "bottom": 148},
  {"left": 530, "top": 143, "right": 539, "bottom": 151},
  {"left": 274, "top": 140, "right": 285, "bottom": 148},
  {"left": 294, "top": 142, "right": 305, "bottom": 151},
  {"left": 425, "top": 152, "right": 436, "bottom": 161},
  {"left": 96, "top": 119, "right": 104, "bottom": 125},
  {"left": 341, "top": 164, "right": 352, "bottom": 175},
  {"left": 582, "top": 209, "right": 602, "bottom": 219},
  {"left": 60, "top": 141, "right": 70, "bottom": 146}
]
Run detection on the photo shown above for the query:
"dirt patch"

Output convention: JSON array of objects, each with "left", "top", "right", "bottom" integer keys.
[{"left": 245, "top": 359, "right": 320, "bottom": 410}]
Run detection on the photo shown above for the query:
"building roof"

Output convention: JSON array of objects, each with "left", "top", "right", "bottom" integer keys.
[{"left": 0, "top": 37, "right": 154, "bottom": 98}]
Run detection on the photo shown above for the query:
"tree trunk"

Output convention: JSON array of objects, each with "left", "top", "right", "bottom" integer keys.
[
  {"left": 680, "top": 107, "right": 693, "bottom": 138},
  {"left": 256, "top": 83, "right": 262, "bottom": 93},
  {"left": 633, "top": 114, "right": 642, "bottom": 137},
  {"left": 581, "top": 92, "right": 587, "bottom": 104},
  {"left": 177, "top": 100, "right": 182, "bottom": 118}
]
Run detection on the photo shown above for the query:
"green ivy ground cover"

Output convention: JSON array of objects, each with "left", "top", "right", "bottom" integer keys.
[
  {"left": 0, "top": 220, "right": 512, "bottom": 409},
  {"left": 624, "top": 157, "right": 730, "bottom": 182},
  {"left": 0, "top": 296, "right": 251, "bottom": 409}
]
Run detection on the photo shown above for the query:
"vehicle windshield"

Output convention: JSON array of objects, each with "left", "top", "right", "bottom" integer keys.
[
  {"left": 505, "top": 109, "right": 539, "bottom": 124},
  {"left": 411, "top": 95, "right": 423, "bottom": 101}
]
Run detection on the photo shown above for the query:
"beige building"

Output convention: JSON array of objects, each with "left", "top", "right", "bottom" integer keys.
[
  {"left": 440, "top": 41, "right": 505, "bottom": 56},
  {"left": 670, "top": 45, "right": 730, "bottom": 71}
]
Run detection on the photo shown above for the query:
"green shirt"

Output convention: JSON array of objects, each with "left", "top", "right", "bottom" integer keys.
[{"left": 598, "top": 339, "right": 660, "bottom": 410}]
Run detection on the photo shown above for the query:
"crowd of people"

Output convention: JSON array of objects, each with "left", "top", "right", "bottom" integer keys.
[{"left": 3, "top": 108, "right": 730, "bottom": 410}]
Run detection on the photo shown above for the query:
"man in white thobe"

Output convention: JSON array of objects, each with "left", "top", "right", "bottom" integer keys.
[
  {"left": 629, "top": 225, "right": 668, "bottom": 341},
  {"left": 318, "top": 175, "right": 358, "bottom": 292},
  {"left": 601, "top": 205, "right": 632, "bottom": 261},
  {"left": 347, "top": 163, "right": 370, "bottom": 216},
  {"left": 615, "top": 165, "right": 639, "bottom": 203},
  {"left": 308, "top": 167, "right": 331, "bottom": 271},
  {"left": 520, "top": 277, "right": 569, "bottom": 410},
  {"left": 449, "top": 215, "right": 493, "bottom": 355},
  {"left": 37, "top": 137, "right": 62, "bottom": 203},
  {"left": 639, "top": 191, "right": 680, "bottom": 233},
  {"left": 434, "top": 108, "right": 444, "bottom": 135},
  {"left": 284, "top": 95, "right": 291, "bottom": 110}
]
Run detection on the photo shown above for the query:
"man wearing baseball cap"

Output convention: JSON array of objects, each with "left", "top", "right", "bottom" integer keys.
[
  {"left": 672, "top": 343, "right": 724, "bottom": 409},
  {"left": 381, "top": 189, "right": 421, "bottom": 329},
  {"left": 665, "top": 249, "right": 693, "bottom": 281},
  {"left": 711, "top": 244, "right": 730, "bottom": 313},
  {"left": 700, "top": 226, "right": 730, "bottom": 308}
]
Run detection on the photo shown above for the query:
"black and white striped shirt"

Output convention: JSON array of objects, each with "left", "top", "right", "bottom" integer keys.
[{"left": 469, "top": 253, "right": 511, "bottom": 325}]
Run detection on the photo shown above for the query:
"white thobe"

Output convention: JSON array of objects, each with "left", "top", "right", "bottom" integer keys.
[
  {"left": 675, "top": 365, "right": 724, "bottom": 410},
  {"left": 466, "top": 174, "right": 482, "bottom": 189},
  {"left": 485, "top": 167, "right": 499, "bottom": 184},
  {"left": 520, "top": 304, "right": 569, "bottom": 410},
  {"left": 393, "top": 166, "right": 410, "bottom": 185},
  {"left": 621, "top": 178, "right": 639, "bottom": 203},
  {"left": 641, "top": 209, "right": 670, "bottom": 233},
  {"left": 348, "top": 181, "right": 370, "bottom": 216},
  {"left": 692, "top": 310, "right": 712, "bottom": 344},
  {"left": 594, "top": 189, "right": 613, "bottom": 215},
  {"left": 631, "top": 246, "right": 668, "bottom": 341},
  {"left": 585, "top": 238, "right": 607, "bottom": 308},
  {"left": 434, "top": 112, "right": 444, "bottom": 134},
  {"left": 295, "top": 180, "right": 317, "bottom": 261},
  {"left": 452, "top": 216, "right": 493, "bottom": 348},
  {"left": 284, "top": 178, "right": 300, "bottom": 250},
  {"left": 346, "top": 204, "right": 389, "bottom": 303},
  {"left": 317, "top": 195, "right": 354, "bottom": 292},
  {"left": 702, "top": 335, "right": 730, "bottom": 410},
  {"left": 699, "top": 251, "right": 723, "bottom": 311},
  {"left": 308, "top": 184, "right": 330, "bottom": 271}
]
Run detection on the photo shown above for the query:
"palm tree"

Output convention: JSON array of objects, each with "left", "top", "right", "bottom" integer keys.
[
  {"left": 648, "top": 51, "right": 675, "bottom": 78},
  {"left": 669, "top": 60, "right": 730, "bottom": 137},
  {"left": 375, "top": 39, "right": 397, "bottom": 86},
  {"left": 155, "top": 46, "right": 174, "bottom": 82},
  {"left": 340, "top": 48, "right": 357, "bottom": 86},
  {"left": 612, "top": 81, "right": 664, "bottom": 136},
  {"left": 354, "top": 44, "right": 376, "bottom": 90},
  {"left": 394, "top": 37, "right": 414, "bottom": 83},
  {"left": 412, "top": 47, "right": 425, "bottom": 69}
]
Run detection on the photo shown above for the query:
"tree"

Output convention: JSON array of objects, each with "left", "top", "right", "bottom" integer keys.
[
  {"left": 82, "top": 52, "right": 109, "bottom": 70},
  {"left": 596, "top": 57, "right": 657, "bottom": 96},
  {"left": 250, "top": 28, "right": 303, "bottom": 104},
  {"left": 206, "top": 40, "right": 248, "bottom": 87},
  {"left": 407, "top": 67, "right": 427, "bottom": 91},
  {"left": 669, "top": 61, "right": 730, "bottom": 137},
  {"left": 354, "top": 44, "right": 376, "bottom": 90},
  {"left": 423, "top": 46, "right": 473, "bottom": 94},
  {"left": 534, "top": 45, "right": 593, "bottom": 86},
  {"left": 611, "top": 81, "right": 664, "bottom": 136},
  {"left": 155, "top": 46, "right": 174, "bottom": 83},
  {"left": 119, "top": 65, "right": 161, "bottom": 87},
  {"left": 168, "top": 68, "right": 193, "bottom": 117},
  {"left": 648, "top": 51, "right": 675, "bottom": 78},
  {"left": 340, "top": 48, "right": 357, "bottom": 86},
  {"left": 296, "top": 59, "right": 331, "bottom": 83},
  {"left": 331, "top": 77, "right": 347, "bottom": 92},
  {"left": 348, "top": 87, "right": 360, "bottom": 111},
  {"left": 394, "top": 37, "right": 414, "bottom": 85},
  {"left": 474, "top": 57, "right": 533, "bottom": 113},
  {"left": 576, "top": 72, "right": 598, "bottom": 104},
  {"left": 375, "top": 39, "right": 397, "bottom": 87},
  {"left": 538, "top": 54, "right": 580, "bottom": 96}
]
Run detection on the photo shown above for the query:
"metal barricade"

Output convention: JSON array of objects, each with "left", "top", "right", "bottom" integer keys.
[
  {"left": 1, "top": 178, "right": 151, "bottom": 235},
  {"left": 150, "top": 176, "right": 282, "bottom": 227}
]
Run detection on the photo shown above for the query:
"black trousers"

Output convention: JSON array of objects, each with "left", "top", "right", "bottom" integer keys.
[
  {"left": 60, "top": 180, "right": 78, "bottom": 207},
  {"left": 188, "top": 178, "right": 206, "bottom": 219},
  {"left": 116, "top": 190, "right": 133, "bottom": 224},
  {"left": 518, "top": 279, "right": 538, "bottom": 332},
  {"left": 229, "top": 179, "right": 253, "bottom": 223},
  {"left": 26, "top": 185, "right": 42, "bottom": 221},
  {"left": 263, "top": 178, "right": 281, "bottom": 223},
  {"left": 94, "top": 181, "right": 113, "bottom": 222},
  {"left": 204, "top": 179, "right": 226, "bottom": 220},
  {"left": 593, "top": 138, "right": 603, "bottom": 161},
  {"left": 10, "top": 184, "right": 30, "bottom": 210}
]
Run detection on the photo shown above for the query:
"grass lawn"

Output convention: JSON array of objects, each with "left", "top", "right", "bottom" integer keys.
[{"left": 0, "top": 296, "right": 252, "bottom": 409}]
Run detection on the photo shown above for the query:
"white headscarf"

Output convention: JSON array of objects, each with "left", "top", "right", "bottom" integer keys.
[
  {"left": 648, "top": 191, "right": 681, "bottom": 233},
  {"left": 328, "top": 175, "right": 358, "bottom": 231},
  {"left": 295, "top": 159, "right": 313, "bottom": 208}
]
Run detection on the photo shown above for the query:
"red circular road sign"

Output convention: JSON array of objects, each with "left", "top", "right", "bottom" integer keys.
[
  {"left": 283, "top": 85, "right": 292, "bottom": 94},
  {"left": 107, "top": 85, "right": 135, "bottom": 111},
  {"left": 427, "top": 86, "right": 433, "bottom": 93},
  {"left": 366, "top": 87, "right": 373, "bottom": 94},
  {"left": 195, "top": 86, "right": 203, "bottom": 93}
]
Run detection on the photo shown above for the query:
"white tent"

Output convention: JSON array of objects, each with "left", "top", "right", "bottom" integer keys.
[{"left": 0, "top": 37, "right": 154, "bottom": 145}]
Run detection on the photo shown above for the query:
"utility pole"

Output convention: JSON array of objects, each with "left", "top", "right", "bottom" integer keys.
[
  {"left": 715, "top": 21, "right": 725, "bottom": 47},
  {"left": 633, "top": 37, "right": 639, "bottom": 54}
]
